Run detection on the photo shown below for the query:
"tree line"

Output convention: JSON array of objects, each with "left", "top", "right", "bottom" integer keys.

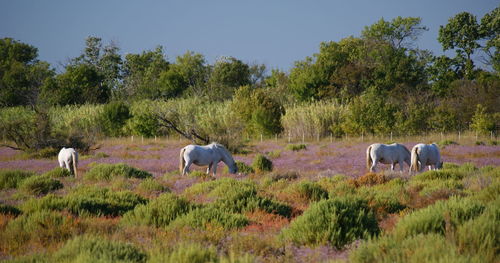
[{"left": 0, "top": 8, "right": 498, "bottom": 152}]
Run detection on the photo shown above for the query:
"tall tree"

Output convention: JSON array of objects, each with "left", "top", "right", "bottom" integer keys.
[
  {"left": 207, "top": 56, "right": 250, "bottom": 100},
  {"left": 438, "top": 12, "right": 481, "bottom": 79},
  {"left": 479, "top": 6, "right": 499, "bottom": 72},
  {"left": 160, "top": 51, "right": 208, "bottom": 98},
  {"left": 362, "top": 16, "right": 428, "bottom": 49},
  {"left": 0, "top": 38, "right": 55, "bottom": 107}
]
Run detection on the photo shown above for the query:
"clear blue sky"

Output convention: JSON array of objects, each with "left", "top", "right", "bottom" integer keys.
[{"left": 1, "top": 0, "right": 498, "bottom": 71}]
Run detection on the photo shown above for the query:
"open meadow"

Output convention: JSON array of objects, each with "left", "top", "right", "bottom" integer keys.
[{"left": 0, "top": 135, "right": 498, "bottom": 262}]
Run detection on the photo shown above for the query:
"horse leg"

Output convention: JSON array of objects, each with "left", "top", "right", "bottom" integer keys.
[
  {"left": 370, "top": 161, "right": 377, "bottom": 173},
  {"left": 64, "top": 160, "right": 71, "bottom": 173},
  {"left": 391, "top": 163, "right": 395, "bottom": 171},
  {"left": 398, "top": 160, "right": 404, "bottom": 172},
  {"left": 206, "top": 163, "right": 213, "bottom": 175},
  {"left": 183, "top": 160, "right": 193, "bottom": 176},
  {"left": 212, "top": 164, "right": 217, "bottom": 177}
]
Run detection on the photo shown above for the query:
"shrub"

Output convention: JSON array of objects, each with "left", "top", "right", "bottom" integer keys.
[
  {"left": 0, "top": 210, "right": 79, "bottom": 254},
  {"left": 84, "top": 163, "right": 152, "bottom": 180},
  {"left": 285, "top": 181, "right": 328, "bottom": 202},
  {"left": 41, "top": 167, "right": 71, "bottom": 178},
  {"left": 65, "top": 187, "right": 147, "bottom": 216},
  {"left": 20, "top": 194, "right": 67, "bottom": 214},
  {"left": 27, "top": 147, "right": 60, "bottom": 159},
  {"left": 351, "top": 173, "right": 388, "bottom": 187},
  {"left": 393, "top": 197, "right": 485, "bottom": 239},
  {"left": 101, "top": 101, "right": 131, "bottom": 137},
  {"left": 136, "top": 178, "right": 168, "bottom": 193},
  {"left": 269, "top": 171, "right": 300, "bottom": 182},
  {"left": 53, "top": 235, "right": 147, "bottom": 263},
  {"left": 0, "top": 169, "right": 36, "bottom": 190},
  {"left": 121, "top": 193, "right": 193, "bottom": 228},
  {"left": 169, "top": 206, "right": 249, "bottom": 230},
  {"left": 0, "top": 204, "right": 21, "bottom": 216},
  {"left": 285, "top": 143, "right": 307, "bottom": 151},
  {"left": 438, "top": 139, "right": 458, "bottom": 147},
  {"left": 227, "top": 161, "right": 254, "bottom": 174},
  {"left": 356, "top": 180, "right": 408, "bottom": 216},
  {"left": 149, "top": 243, "right": 217, "bottom": 263},
  {"left": 281, "top": 197, "right": 379, "bottom": 248},
  {"left": 349, "top": 233, "right": 472, "bottom": 263},
  {"left": 184, "top": 178, "right": 291, "bottom": 217},
  {"left": 456, "top": 200, "right": 499, "bottom": 262},
  {"left": 187, "top": 170, "right": 210, "bottom": 178},
  {"left": 252, "top": 154, "right": 273, "bottom": 173},
  {"left": 19, "top": 176, "right": 63, "bottom": 195}
]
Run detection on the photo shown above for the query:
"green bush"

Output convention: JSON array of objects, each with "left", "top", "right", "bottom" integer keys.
[
  {"left": 101, "top": 101, "right": 131, "bottom": 137},
  {"left": 184, "top": 178, "right": 291, "bottom": 217},
  {"left": 27, "top": 147, "right": 60, "bottom": 159},
  {"left": 456, "top": 200, "right": 499, "bottom": 262},
  {"left": 122, "top": 193, "right": 193, "bottom": 228},
  {"left": 393, "top": 197, "right": 485, "bottom": 239},
  {"left": 41, "top": 167, "right": 71, "bottom": 178},
  {"left": 19, "top": 176, "right": 63, "bottom": 195},
  {"left": 149, "top": 243, "right": 217, "bottom": 263},
  {"left": 285, "top": 143, "right": 307, "bottom": 151},
  {"left": 65, "top": 187, "right": 147, "bottom": 216},
  {"left": 137, "top": 178, "right": 168, "bottom": 193},
  {"left": 228, "top": 161, "right": 255, "bottom": 174},
  {"left": 350, "top": 233, "right": 472, "bottom": 263},
  {"left": 169, "top": 206, "right": 249, "bottom": 230},
  {"left": 252, "top": 154, "right": 273, "bottom": 173},
  {"left": 53, "top": 235, "right": 147, "bottom": 263},
  {"left": 356, "top": 180, "right": 408, "bottom": 215},
  {"left": 281, "top": 197, "right": 379, "bottom": 248},
  {"left": 20, "top": 194, "right": 67, "bottom": 214},
  {"left": 84, "top": 163, "right": 152, "bottom": 180},
  {"left": 0, "top": 210, "right": 78, "bottom": 254},
  {"left": 0, "top": 169, "right": 36, "bottom": 190},
  {"left": 285, "top": 181, "right": 328, "bottom": 202},
  {"left": 269, "top": 171, "right": 300, "bottom": 182},
  {"left": 0, "top": 204, "right": 21, "bottom": 216}
]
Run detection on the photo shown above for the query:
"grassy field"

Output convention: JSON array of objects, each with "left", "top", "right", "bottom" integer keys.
[{"left": 0, "top": 136, "right": 498, "bottom": 262}]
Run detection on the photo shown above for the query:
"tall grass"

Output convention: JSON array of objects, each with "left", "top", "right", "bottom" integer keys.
[{"left": 0, "top": 169, "right": 36, "bottom": 190}]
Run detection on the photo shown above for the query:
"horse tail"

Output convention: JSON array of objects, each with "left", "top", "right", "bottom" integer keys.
[
  {"left": 411, "top": 146, "right": 419, "bottom": 172},
  {"left": 179, "top": 147, "right": 186, "bottom": 175},
  {"left": 366, "top": 145, "right": 373, "bottom": 170},
  {"left": 71, "top": 151, "right": 78, "bottom": 178}
]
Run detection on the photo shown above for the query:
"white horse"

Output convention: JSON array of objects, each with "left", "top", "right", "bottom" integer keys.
[
  {"left": 410, "top": 143, "right": 443, "bottom": 172},
  {"left": 58, "top": 147, "right": 78, "bottom": 178},
  {"left": 366, "top": 143, "right": 411, "bottom": 172},
  {"left": 179, "top": 143, "right": 237, "bottom": 176}
]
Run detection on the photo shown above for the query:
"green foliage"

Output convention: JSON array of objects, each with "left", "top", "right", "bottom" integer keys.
[
  {"left": 356, "top": 179, "right": 408, "bottom": 215},
  {"left": 361, "top": 16, "right": 428, "bottom": 49},
  {"left": 41, "top": 167, "right": 71, "bottom": 178},
  {"left": 285, "top": 143, "right": 307, "bottom": 151},
  {"left": 252, "top": 154, "right": 273, "bottom": 173},
  {"left": 207, "top": 56, "right": 250, "bottom": 100},
  {"left": 84, "top": 163, "right": 152, "bottom": 180},
  {"left": 20, "top": 194, "right": 67, "bottom": 214},
  {"left": 281, "top": 101, "right": 346, "bottom": 138},
  {"left": 136, "top": 178, "right": 168, "bottom": 193},
  {"left": 281, "top": 197, "right": 379, "bottom": 248},
  {"left": 456, "top": 200, "right": 499, "bottom": 262},
  {"left": 470, "top": 104, "right": 496, "bottom": 134},
  {"left": 53, "top": 235, "right": 147, "bottom": 263},
  {"left": 0, "top": 203, "right": 22, "bottom": 216},
  {"left": 169, "top": 206, "right": 249, "bottom": 230},
  {"left": 0, "top": 169, "right": 36, "bottom": 190},
  {"left": 0, "top": 107, "right": 37, "bottom": 150},
  {"left": 64, "top": 187, "right": 147, "bottom": 216},
  {"left": 233, "top": 161, "right": 255, "bottom": 174},
  {"left": 101, "top": 101, "right": 131, "bottom": 137},
  {"left": 0, "top": 210, "right": 79, "bottom": 254},
  {"left": 19, "top": 176, "right": 63, "bottom": 195},
  {"left": 285, "top": 181, "right": 328, "bottom": 202},
  {"left": 149, "top": 243, "right": 217, "bottom": 263},
  {"left": 393, "top": 197, "right": 485, "bottom": 239},
  {"left": 121, "top": 193, "right": 193, "bottom": 228},
  {"left": 350, "top": 233, "right": 472, "bottom": 263},
  {"left": 231, "top": 85, "right": 284, "bottom": 136}
]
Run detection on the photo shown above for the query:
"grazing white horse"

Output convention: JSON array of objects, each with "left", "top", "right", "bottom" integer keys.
[
  {"left": 179, "top": 143, "right": 237, "bottom": 176},
  {"left": 58, "top": 147, "right": 78, "bottom": 178},
  {"left": 410, "top": 143, "right": 443, "bottom": 172},
  {"left": 366, "top": 143, "right": 411, "bottom": 172}
]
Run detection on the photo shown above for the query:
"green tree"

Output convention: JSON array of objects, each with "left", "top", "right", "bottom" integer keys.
[
  {"left": 122, "top": 46, "right": 169, "bottom": 100},
  {"left": 159, "top": 51, "right": 208, "bottom": 98},
  {"left": 470, "top": 104, "right": 496, "bottom": 134},
  {"left": 362, "top": 16, "right": 428, "bottom": 49},
  {"left": 40, "top": 64, "right": 109, "bottom": 105},
  {"left": 207, "top": 56, "right": 250, "bottom": 100},
  {"left": 438, "top": 12, "right": 481, "bottom": 79},
  {"left": 231, "top": 86, "right": 284, "bottom": 136},
  {"left": 479, "top": 6, "right": 500, "bottom": 72},
  {"left": 0, "top": 38, "right": 55, "bottom": 107}
]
